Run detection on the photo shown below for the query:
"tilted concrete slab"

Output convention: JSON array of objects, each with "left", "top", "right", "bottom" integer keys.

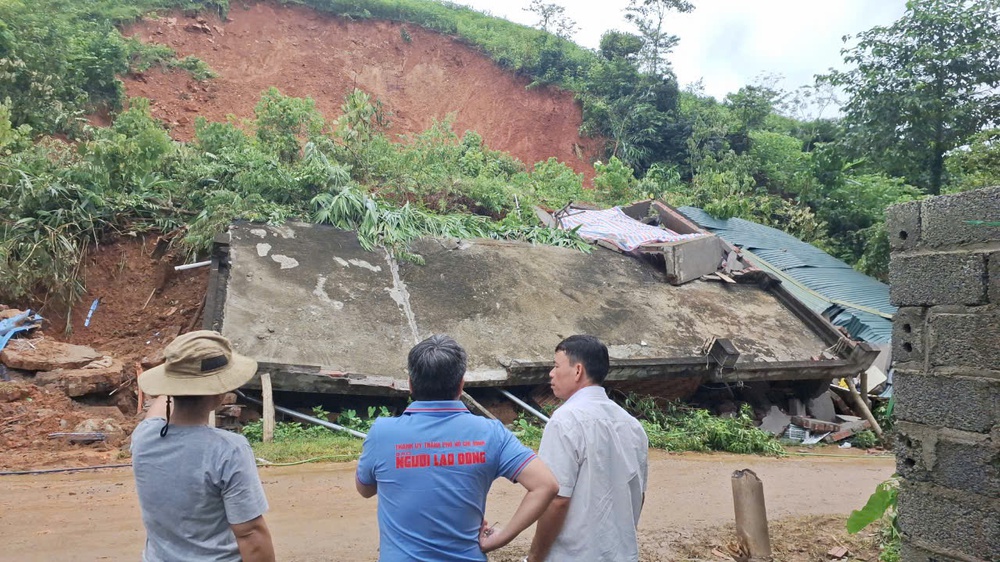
[{"left": 210, "top": 223, "right": 873, "bottom": 395}]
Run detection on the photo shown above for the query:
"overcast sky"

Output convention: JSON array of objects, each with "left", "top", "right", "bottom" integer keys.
[{"left": 455, "top": 0, "right": 908, "bottom": 103}]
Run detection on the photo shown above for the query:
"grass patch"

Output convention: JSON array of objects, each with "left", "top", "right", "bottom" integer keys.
[
  {"left": 251, "top": 432, "right": 363, "bottom": 465},
  {"left": 509, "top": 394, "right": 786, "bottom": 457},
  {"left": 242, "top": 406, "right": 386, "bottom": 464}
]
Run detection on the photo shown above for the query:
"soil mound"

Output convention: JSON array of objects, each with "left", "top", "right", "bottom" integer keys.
[{"left": 123, "top": 2, "right": 602, "bottom": 182}]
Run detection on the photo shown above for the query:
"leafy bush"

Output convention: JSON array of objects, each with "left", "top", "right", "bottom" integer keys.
[
  {"left": 623, "top": 394, "right": 785, "bottom": 456},
  {"left": 511, "top": 413, "right": 544, "bottom": 449},
  {"left": 848, "top": 477, "right": 900, "bottom": 561},
  {"left": 241, "top": 405, "right": 392, "bottom": 442},
  {"left": 337, "top": 406, "right": 392, "bottom": 433},
  {"left": 594, "top": 156, "right": 642, "bottom": 205},
  {"left": 851, "top": 429, "right": 879, "bottom": 449}
]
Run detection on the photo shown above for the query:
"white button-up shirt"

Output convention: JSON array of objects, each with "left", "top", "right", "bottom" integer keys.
[{"left": 538, "top": 385, "right": 650, "bottom": 561}]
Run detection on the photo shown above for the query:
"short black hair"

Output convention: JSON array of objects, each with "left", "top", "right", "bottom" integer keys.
[
  {"left": 555, "top": 334, "right": 610, "bottom": 384},
  {"left": 408, "top": 334, "right": 467, "bottom": 401}
]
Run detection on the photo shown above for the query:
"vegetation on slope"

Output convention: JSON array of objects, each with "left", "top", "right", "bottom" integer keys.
[{"left": 3, "top": 0, "right": 1000, "bottom": 310}]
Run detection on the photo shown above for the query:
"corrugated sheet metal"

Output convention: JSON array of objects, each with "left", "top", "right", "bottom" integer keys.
[{"left": 678, "top": 206, "right": 894, "bottom": 344}]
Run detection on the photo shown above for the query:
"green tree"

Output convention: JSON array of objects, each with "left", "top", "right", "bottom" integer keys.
[
  {"left": 822, "top": 0, "right": 1000, "bottom": 195},
  {"left": 945, "top": 128, "right": 1000, "bottom": 192},
  {"left": 524, "top": 0, "right": 577, "bottom": 39},
  {"left": 624, "top": 0, "right": 693, "bottom": 76},
  {"left": 254, "top": 88, "right": 325, "bottom": 163}
]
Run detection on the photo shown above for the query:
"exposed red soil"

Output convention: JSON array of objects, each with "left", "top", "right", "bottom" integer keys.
[
  {"left": 122, "top": 2, "right": 602, "bottom": 183},
  {"left": 0, "top": 382, "right": 130, "bottom": 470},
  {"left": 0, "top": 237, "right": 207, "bottom": 469},
  {"left": 44, "top": 235, "right": 208, "bottom": 362}
]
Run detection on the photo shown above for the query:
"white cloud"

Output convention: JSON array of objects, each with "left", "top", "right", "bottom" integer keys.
[{"left": 455, "top": 0, "right": 907, "bottom": 101}]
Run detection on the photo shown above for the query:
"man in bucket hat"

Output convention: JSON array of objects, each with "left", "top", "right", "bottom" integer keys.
[{"left": 131, "top": 330, "right": 275, "bottom": 562}]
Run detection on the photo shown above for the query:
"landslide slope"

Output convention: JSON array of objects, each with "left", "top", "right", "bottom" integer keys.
[{"left": 124, "top": 2, "right": 601, "bottom": 181}]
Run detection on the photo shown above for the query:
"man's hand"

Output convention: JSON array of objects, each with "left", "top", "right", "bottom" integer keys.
[
  {"left": 479, "top": 458, "right": 558, "bottom": 553},
  {"left": 479, "top": 520, "right": 503, "bottom": 553}
]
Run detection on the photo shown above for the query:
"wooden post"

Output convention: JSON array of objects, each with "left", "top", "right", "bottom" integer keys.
[
  {"left": 845, "top": 376, "right": 884, "bottom": 442},
  {"left": 859, "top": 370, "right": 871, "bottom": 409},
  {"left": 135, "top": 362, "right": 145, "bottom": 414},
  {"left": 460, "top": 391, "right": 497, "bottom": 420},
  {"left": 731, "top": 469, "right": 772, "bottom": 561},
  {"left": 261, "top": 372, "right": 275, "bottom": 443}
]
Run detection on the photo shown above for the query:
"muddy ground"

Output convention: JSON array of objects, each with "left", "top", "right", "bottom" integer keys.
[{"left": 0, "top": 450, "right": 894, "bottom": 561}]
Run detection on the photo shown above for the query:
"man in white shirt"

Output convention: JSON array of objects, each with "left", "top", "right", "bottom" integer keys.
[{"left": 527, "top": 335, "right": 649, "bottom": 562}]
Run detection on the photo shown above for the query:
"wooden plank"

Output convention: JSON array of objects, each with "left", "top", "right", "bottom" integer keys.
[
  {"left": 716, "top": 271, "right": 737, "bottom": 284},
  {"left": 533, "top": 206, "right": 556, "bottom": 228},
  {"left": 261, "top": 372, "right": 275, "bottom": 443},
  {"left": 460, "top": 391, "right": 497, "bottom": 420}
]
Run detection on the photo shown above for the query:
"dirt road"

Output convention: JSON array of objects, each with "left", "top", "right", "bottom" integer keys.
[{"left": 0, "top": 450, "right": 893, "bottom": 561}]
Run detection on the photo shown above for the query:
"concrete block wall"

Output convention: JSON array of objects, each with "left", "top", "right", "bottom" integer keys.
[{"left": 887, "top": 187, "right": 1000, "bottom": 562}]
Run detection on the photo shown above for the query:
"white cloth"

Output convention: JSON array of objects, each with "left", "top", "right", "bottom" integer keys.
[
  {"left": 538, "top": 386, "right": 649, "bottom": 562},
  {"left": 556, "top": 207, "right": 705, "bottom": 251}
]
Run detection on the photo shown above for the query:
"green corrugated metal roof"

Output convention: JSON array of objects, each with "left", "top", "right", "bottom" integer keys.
[{"left": 678, "top": 206, "right": 894, "bottom": 344}]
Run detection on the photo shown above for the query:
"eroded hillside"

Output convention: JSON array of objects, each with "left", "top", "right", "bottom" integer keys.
[{"left": 123, "top": 2, "right": 601, "bottom": 181}]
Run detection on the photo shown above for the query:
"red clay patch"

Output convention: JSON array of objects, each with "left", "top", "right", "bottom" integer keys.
[{"left": 123, "top": 2, "right": 602, "bottom": 183}]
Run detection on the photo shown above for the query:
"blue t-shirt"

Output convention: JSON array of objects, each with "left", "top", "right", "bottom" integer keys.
[{"left": 356, "top": 400, "right": 536, "bottom": 561}]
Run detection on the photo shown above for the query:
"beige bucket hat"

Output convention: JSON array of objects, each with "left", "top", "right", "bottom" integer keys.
[{"left": 139, "top": 330, "right": 258, "bottom": 396}]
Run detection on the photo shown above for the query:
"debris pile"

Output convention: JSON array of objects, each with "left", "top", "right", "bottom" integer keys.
[
  {"left": 0, "top": 305, "right": 137, "bottom": 468},
  {"left": 739, "top": 378, "right": 886, "bottom": 447}
]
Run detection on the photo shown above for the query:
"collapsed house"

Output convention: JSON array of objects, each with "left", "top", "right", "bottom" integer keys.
[{"left": 202, "top": 200, "right": 880, "bottom": 434}]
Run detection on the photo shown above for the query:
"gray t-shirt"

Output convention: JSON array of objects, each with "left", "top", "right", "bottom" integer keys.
[{"left": 131, "top": 418, "right": 269, "bottom": 562}]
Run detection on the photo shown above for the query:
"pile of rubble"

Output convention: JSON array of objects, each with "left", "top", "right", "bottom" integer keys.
[
  {"left": 750, "top": 380, "right": 883, "bottom": 447},
  {"left": 0, "top": 307, "right": 137, "bottom": 464}
]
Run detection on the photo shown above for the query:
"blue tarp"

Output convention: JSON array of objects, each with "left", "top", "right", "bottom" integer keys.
[{"left": 0, "top": 310, "right": 44, "bottom": 355}]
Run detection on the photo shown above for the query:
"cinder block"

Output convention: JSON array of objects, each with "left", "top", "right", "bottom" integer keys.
[
  {"left": 897, "top": 481, "right": 1000, "bottom": 561},
  {"left": 892, "top": 307, "right": 926, "bottom": 364},
  {"left": 921, "top": 186, "right": 1000, "bottom": 248},
  {"left": 927, "top": 311, "right": 1000, "bottom": 370},
  {"left": 896, "top": 422, "right": 999, "bottom": 498},
  {"left": 990, "top": 252, "right": 1000, "bottom": 304},
  {"left": 889, "top": 252, "right": 987, "bottom": 306},
  {"left": 894, "top": 371, "right": 999, "bottom": 433},
  {"left": 899, "top": 541, "right": 966, "bottom": 562},
  {"left": 886, "top": 199, "right": 921, "bottom": 251}
]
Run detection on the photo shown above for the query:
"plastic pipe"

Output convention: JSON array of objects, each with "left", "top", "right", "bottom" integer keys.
[
  {"left": 236, "top": 391, "right": 367, "bottom": 439},
  {"left": 174, "top": 260, "right": 211, "bottom": 271},
  {"left": 498, "top": 389, "right": 549, "bottom": 423}
]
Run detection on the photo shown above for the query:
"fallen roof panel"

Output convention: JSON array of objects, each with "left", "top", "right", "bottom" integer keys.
[{"left": 210, "top": 223, "right": 852, "bottom": 394}]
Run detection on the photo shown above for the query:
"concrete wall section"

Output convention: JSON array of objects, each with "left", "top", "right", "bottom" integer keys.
[
  {"left": 221, "top": 223, "right": 414, "bottom": 377},
  {"left": 222, "top": 225, "right": 834, "bottom": 390},
  {"left": 887, "top": 186, "right": 1000, "bottom": 561}
]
